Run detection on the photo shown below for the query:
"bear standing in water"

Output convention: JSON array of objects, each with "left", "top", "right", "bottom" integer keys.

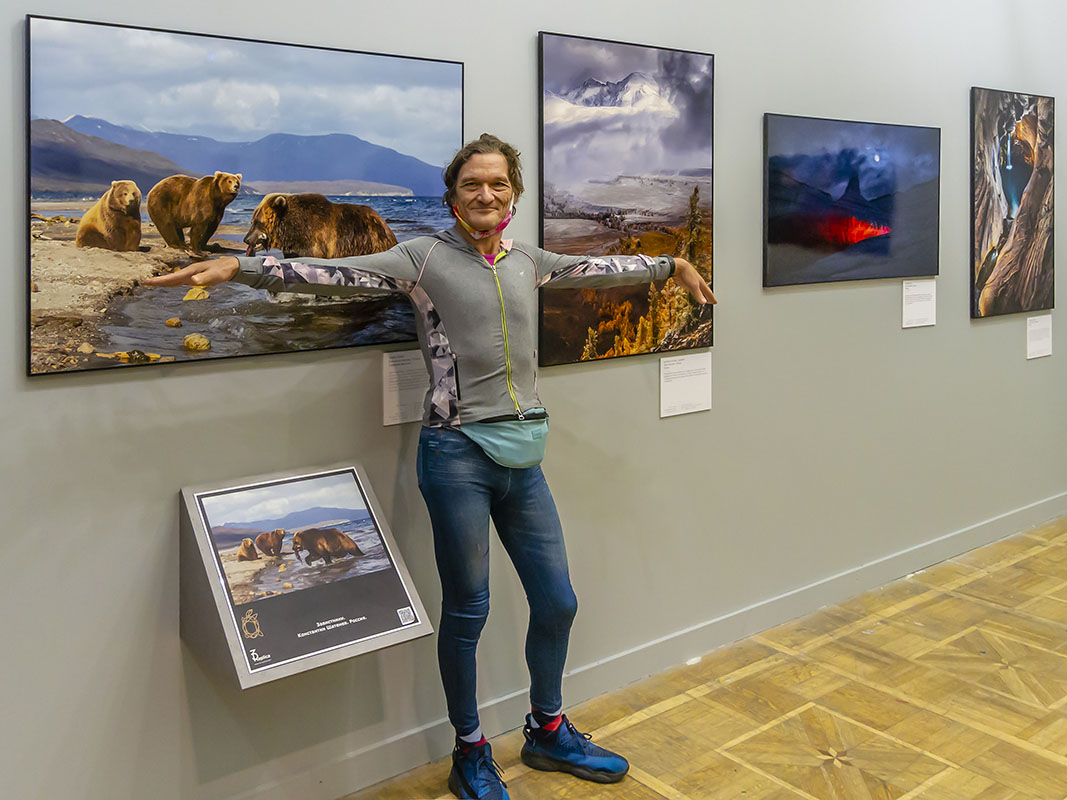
[
  {"left": 291, "top": 527, "right": 364, "bottom": 565},
  {"left": 243, "top": 193, "right": 397, "bottom": 259},
  {"left": 75, "top": 180, "right": 142, "bottom": 251},
  {"left": 147, "top": 171, "right": 242, "bottom": 254}
]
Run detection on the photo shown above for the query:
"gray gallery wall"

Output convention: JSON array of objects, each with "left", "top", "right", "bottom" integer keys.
[{"left": 4, "top": 1, "right": 1065, "bottom": 797}]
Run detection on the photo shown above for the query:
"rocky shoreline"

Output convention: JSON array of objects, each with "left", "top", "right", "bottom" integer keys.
[
  {"left": 217, "top": 545, "right": 293, "bottom": 605},
  {"left": 29, "top": 207, "right": 246, "bottom": 374}
]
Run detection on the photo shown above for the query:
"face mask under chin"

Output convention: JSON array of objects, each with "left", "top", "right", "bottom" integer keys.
[{"left": 453, "top": 203, "right": 515, "bottom": 240}]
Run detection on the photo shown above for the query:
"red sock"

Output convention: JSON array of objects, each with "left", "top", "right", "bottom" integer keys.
[
  {"left": 457, "top": 735, "right": 487, "bottom": 752},
  {"left": 532, "top": 709, "right": 563, "bottom": 731}
]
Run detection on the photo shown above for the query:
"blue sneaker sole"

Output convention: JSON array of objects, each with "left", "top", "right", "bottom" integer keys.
[
  {"left": 447, "top": 771, "right": 465, "bottom": 798},
  {"left": 448, "top": 771, "right": 474, "bottom": 798},
  {"left": 520, "top": 747, "right": 628, "bottom": 783},
  {"left": 448, "top": 770, "right": 509, "bottom": 799}
]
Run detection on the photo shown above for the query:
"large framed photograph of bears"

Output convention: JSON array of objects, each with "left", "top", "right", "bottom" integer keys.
[
  {"left": 181, "top": 463, "right": 431, "bottom": 689},
  {"left": 26, "top": 15, "right": 463, "bottom": 375}
]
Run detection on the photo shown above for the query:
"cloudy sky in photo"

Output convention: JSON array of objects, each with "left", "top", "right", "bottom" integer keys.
[
  {"left": 200, "top": 471, "right": 367, "bottom": 527},
  {"left": 542, "top": 34, "right": 713, "bottom": 188},
  {"left": 767, "top": 115, "right": 941, "bottom": 196},
  {"left": 30, "top": 17, "right": 462, "bottom": 166}
]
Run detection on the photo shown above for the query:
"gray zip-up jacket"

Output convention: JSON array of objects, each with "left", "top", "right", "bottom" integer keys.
[{"left": 234, "top": 227, "right": 674, "bottom": 427}]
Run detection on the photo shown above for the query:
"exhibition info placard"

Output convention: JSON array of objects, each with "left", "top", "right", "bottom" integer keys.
[{"left": 183, "top": 465, "right": 430, "bottom": 687}]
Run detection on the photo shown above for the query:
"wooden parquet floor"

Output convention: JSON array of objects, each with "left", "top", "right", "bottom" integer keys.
[{"left": 346, "top": 516, "right": 1067, "bottom": 799}]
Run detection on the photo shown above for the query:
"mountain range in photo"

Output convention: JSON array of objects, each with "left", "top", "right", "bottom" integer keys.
[{"left": 30, "top": 115, "right": 445, "bottom": 196}]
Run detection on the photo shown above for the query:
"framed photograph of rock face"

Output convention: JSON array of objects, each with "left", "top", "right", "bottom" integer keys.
[
  {"left": 763, "top": 113, "right": 941, "bottom": 287},
  {"left": 180, "top": 464, "right": 431, "bottom": 689},
  {"left": 538, "top": 32, "right": 713, "bottom": 366},
  {"left": 27, "top": 15, "right": 462, "bottom": 375},
  {"left": 971, "top": 87, "right": 1054, "bottom": 317}
]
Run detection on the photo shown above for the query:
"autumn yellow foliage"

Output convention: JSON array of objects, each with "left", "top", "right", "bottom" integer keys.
[{"left": 581, "top": 185, "right": 712, "bottom": 361}]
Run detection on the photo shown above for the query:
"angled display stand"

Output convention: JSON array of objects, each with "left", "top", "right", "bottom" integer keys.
[{"left": 180, "top": 463, "right": 431, "bottom": 689}]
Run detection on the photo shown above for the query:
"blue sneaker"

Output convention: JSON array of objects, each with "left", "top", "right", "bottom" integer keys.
[
  {"left": 520, "top": 714, "right": 629, "bottom": 783},
  {"left": 448, "top": 739, "right": 509, "bottom": 799}
]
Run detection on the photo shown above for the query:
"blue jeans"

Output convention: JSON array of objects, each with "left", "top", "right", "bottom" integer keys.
[{"left": 417, "top": 426, "right": 578, "bottom": 736}]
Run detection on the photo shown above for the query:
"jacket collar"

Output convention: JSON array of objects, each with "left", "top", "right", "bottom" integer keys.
[{"left": 435, "top": 227, "right": 512, "bottom": 263}]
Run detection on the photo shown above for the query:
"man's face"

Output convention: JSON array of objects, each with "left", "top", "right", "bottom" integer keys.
[{"left": 453, "top": 153, "right": 513, "bottom": 231}]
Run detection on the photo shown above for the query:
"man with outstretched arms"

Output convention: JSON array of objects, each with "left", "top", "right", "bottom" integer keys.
[{"left": 149, "top": 134, "right": 715, "bottom": 800}]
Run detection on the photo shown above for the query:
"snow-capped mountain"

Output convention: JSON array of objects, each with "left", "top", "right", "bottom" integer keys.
[
  {"left": 545, "top": 72, "right": 677, "bottom": 134},
  {"left": 557, "top": 72, "right": 673, "bottom": 114}
]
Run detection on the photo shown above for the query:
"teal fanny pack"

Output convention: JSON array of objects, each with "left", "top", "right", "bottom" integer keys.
[{"left": 459, "top": 412, "right": 549, "bottom": 468}]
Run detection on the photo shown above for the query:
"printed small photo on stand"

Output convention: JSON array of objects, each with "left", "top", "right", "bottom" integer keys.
[{"left": 180, "top": 463, "right": 431, "bottom": 689}]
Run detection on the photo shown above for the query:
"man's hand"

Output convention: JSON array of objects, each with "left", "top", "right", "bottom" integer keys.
[
  {"left": 673, "top": 258, "right": 717, "bottom": 305},
  {"left": 143, "top": 256, "right": 240, "bottom": 288}
]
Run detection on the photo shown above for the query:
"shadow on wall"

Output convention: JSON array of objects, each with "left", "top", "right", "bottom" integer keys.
[{"left": 181, "top": 643, "right": 385, "bottom": 785}]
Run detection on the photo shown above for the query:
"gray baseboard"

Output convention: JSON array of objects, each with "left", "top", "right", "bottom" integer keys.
[{"left": 218, "top": 491, "right": 1067, "bottom": 800}]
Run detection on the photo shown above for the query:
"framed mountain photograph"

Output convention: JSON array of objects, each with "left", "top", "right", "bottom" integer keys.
[
  {"left": 538, "top": 32, "right": 713, "bottom": 366},
  {"left": 27, "top": 15, "right": 462, "bottom": 375},
  {"left": 763, "top": 113, "right": 940, "bottom": 287},
  {"left": 971, "top": 87, "right": 1054, "bottom": 317}
]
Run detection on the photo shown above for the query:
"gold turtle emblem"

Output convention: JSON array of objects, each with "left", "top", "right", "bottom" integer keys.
[{"left": 241, "top": 608, "right": 264, "bottom": 639}]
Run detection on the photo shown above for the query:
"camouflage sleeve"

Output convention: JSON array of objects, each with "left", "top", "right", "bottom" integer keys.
[
  {"left": 532, "top": 248, "right": 676, "bottom": 289},
  {"left": 233, "top": 245, "right": 418, "bottom": 296}
]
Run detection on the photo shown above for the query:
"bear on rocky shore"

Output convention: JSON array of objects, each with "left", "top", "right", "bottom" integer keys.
[
  {"left": 291, "top": 527, "right": 364, "bottom": 566},
  {"left": 242, "top": 193, "right": 397, "bottom": 259},
  {"left": 75, "top": 180, "right": 142, "bottom": 251},
  {"left": 146, "top": 171, "right": 242, "bottom": 254},
  {"left": 237, "top": 538, "right": 259, "bottom": 561},
  {"left": 255, "top": 529, "right": 286, "bottom": 557}
]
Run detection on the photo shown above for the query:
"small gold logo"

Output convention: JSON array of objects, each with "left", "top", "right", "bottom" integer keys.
[{"left": 241, "top": 608, "right": 264, "bottom": 639}]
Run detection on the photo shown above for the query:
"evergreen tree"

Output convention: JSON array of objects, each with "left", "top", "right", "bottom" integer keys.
[
  {"left": 581, "top": 326, "right": 600, "bottom": 361},
  {"left": 686, "top": 186, "right": 701, "bottom": 261}
]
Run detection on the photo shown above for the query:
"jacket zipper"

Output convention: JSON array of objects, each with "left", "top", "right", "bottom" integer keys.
[{"left": 489, "top": 262, "right": 524, "bottom": 420}]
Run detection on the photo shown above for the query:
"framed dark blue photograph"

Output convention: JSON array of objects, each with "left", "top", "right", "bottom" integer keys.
[{"left": 763, "top": 113, "right": 940, "bottom": 288}]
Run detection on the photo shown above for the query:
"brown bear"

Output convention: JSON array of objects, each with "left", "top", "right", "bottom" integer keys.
[
  {"left": 255, "top": 529, "right": 286, "bottom": 557},
  {"left": 75, "top": 180, "right": 142, "bottom": 251},
  {"left": 242, "top": 193, "right": 397, "bottom": 258},
  {"left": 146, "top": 171, "right": 242, "bottom": 254},
  {"left": 236, "top": 537, "right": 259, "bottom": 561},
  {"left": 291, "top": 527, "right": 364, "bottom": 565}
]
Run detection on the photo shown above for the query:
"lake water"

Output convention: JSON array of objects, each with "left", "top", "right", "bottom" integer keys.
[
  {"left": 102, "top": 281, "right": 416, "bottom": 359},
  {"left": 251, "top": 519, "right": 393, "bottom": 596},
  {"left": 68, "top": 194, "right": 452, "bottom": 359},
  {"left": 32, "top": 193, "right": 454, "bottom": 241}
]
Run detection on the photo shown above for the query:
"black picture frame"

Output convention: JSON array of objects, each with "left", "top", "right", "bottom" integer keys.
[
  {"left": 26, "top": 15, "right": 463, "bottom": 376},
  {"left": 762, "top": 112, "right": 941, "bottom": 288},
  {"left": 970, "top": 86, "right": 1055, "bottom": 318},
  {"left": 537, "top": 31, "right": 714, "bottom": 368}
]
